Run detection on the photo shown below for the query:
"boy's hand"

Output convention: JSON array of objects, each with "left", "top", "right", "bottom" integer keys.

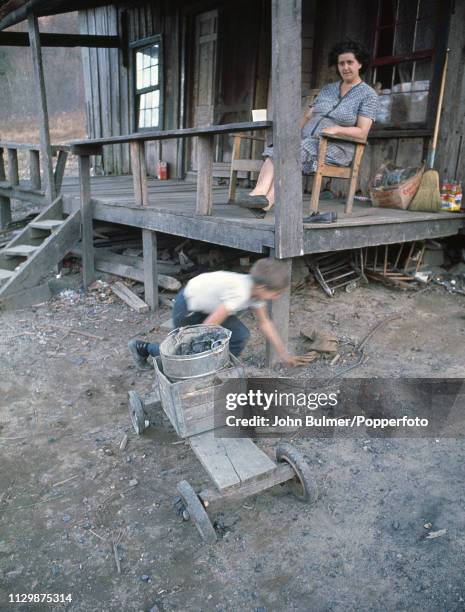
[{"left": 281, "top": 353, "right": 299, "bottom": 367}]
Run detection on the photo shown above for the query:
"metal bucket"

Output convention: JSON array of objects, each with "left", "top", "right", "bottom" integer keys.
[{"left": 159, "top": 324, "right": 232, "bottom": 381}]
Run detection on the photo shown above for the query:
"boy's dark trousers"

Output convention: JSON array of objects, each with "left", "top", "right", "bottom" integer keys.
[{"left": 146, "top": 288, "right": 250, "bottom": 357}]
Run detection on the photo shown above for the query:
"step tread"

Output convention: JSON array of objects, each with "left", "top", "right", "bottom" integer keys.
[
  {"left": 3, "top": 244, "right": 39, "bottom": 257},
  {"left": 30, "top": 219, "right": 64, "bottom": 230},
  {"left": 0, "top": 268, "right": 15, "bottom": 280}
]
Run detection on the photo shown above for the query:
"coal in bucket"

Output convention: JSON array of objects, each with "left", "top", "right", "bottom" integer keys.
[{"left": 159, "top": 324, "right": 232, "bottom": 381}]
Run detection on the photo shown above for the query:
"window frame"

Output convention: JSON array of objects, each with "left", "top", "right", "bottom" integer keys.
[
  {"left": 130, "top": 34, "right": 164, "bottom": 132},
  {"left": 369, "top": 0, "right": 446, "bottom": 133}
]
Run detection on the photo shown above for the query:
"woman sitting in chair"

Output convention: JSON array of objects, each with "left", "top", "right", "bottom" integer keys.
[{"left": 248, "top": 40, "right": 379, "bottom": 212}]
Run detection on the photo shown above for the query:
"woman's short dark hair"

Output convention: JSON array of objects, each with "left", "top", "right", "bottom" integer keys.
[{"left": 328, "top": 40, "right": 370, "bottom": 72}]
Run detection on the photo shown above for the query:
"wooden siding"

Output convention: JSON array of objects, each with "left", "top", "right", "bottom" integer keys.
[
  {"left": 436, "top": 0, "right": 465, "bottom": 184},
  {"left": 79, "top": 1, "right": 180, "bottom": 177},
  {"left": 301, "top": 0, "right": 316, "bottom": 94},
  {"left": 79, "top": 5, "right": 130, "bottom": 175}
]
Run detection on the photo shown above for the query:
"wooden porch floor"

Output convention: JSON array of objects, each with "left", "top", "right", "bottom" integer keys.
[{"left": 61, "top": 175, "right": 465, "bottom": 254}]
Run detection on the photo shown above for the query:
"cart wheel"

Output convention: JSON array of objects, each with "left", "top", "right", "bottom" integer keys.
[
  {"left": 128, "top": 390, "right": 149, "bottom": 435},
  {"left": 276, "top": 443, "right": 318, "bottom": 504},
  {"left": 176, "top": 480, "right": 217, "bottom": 544}
]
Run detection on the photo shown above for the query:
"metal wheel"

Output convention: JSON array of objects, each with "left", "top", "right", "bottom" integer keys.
[
  {"left": 129, "top": 390, "right": 149, "bottom": 435},
  {"left": 176, "top": 480, "right": 217, "bottom": 544},
  {"left": 276, "top": 443, "right": 318, "bottom": 504}
]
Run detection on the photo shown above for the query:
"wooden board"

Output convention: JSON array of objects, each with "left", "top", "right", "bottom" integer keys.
[
  {"left": 142, "top": 229, "right": 158, "bottom": 310},
  {"left": 78, "top": 155, "right": 95, "bottom": 287},
  {"left": 60, "top": 176, "right": 465, "bottom": 256},
  {"left": 266, "top": 251, "right": 291, "bottom": 366},
  {"left": 30, "top": 219, "right": 64, "bottom": 231},
  {"left": 0, "top": 269, "right": 14, "bottom": 281},
  {"left": 154, "top": 355, "right": 246, "bottom": 439},
  {"left": 271, "top": 0, "right": 303, "bottom": 257},
  {"left": 27, "top": 13, "right": 56, "bottom": 202},
  {"left": 0, "top": 32, "right": 120, "bottom": 48},
  {"left": 3, "top": 245, "right": 39, "bottom": 257},
  {"left": 0, "top": 281, "right": 52, "bottom": 311},
  {"left": 0, "top": 207, "right": 81, "bottom": 301},
  {"left": 189, "top": 429, "right": 276, "bottom": 492},
  {"left": 111, "top": 280, "right": 149, "bottom": 313},
  {"left": 200, "top": 462, "right": 294, "bottom": 504},
  {"left": 70, "top": 121, "right": 272, "bottom": 151}
]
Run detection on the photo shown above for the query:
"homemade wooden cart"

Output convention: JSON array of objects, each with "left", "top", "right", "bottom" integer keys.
[{"left": 129, "top": 355, "right": 317, "bottom": 543}]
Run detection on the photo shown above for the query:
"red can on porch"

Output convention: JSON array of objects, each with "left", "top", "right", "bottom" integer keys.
[{"left": 157, "top": 160, "right": 168, "bottom": 180}]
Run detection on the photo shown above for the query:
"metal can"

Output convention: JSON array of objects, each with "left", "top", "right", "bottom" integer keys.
[{"left": 157, "top": 160, "right": 168, "bottom": 180}]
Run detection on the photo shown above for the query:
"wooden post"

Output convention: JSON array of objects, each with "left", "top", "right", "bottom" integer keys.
[
  {"left": 196, "top": 134, "right": 214, "bottom": 215},
  {"left": 271, "top": 0, "right": 303, "bottom": 258},
  {"left": 228, "top": 135, "right": 241, "bottom": 203},
  {"left": 142, "top": 229, "right": 158, "bottom": 311},
  {"left": 29, "top": 149, "right": 41, "bottom": 190},
  {"left": 265, "top": 251, "right": 292, "bottom": 366},
  {"left": 345, "top": 143, "right": 364, "bottom": 214},
  {"left": 79, "top": 155, "right": 95, "bottom": 288},
  {"left": 27, "top": 12, "right": 56, "bottom": 203},
  {"left": 130, "top": 141, "right": 148, "bottom": 206},
  {"left": 54, "top": 149, "right": 68, "bottom": 193},
  {"left": 0, "top": 148, "right": 11, "bottom": 229},
  {"left": 7, "top": 149, "right": 19, "bottom": 186},
  {"left": 309, "top": 137, "right": 327, "bottom": 213}
]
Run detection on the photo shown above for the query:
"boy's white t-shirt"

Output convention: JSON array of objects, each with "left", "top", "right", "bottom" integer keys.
[{"left": 184, "top": 271, "right": 265, "bottom": 314}]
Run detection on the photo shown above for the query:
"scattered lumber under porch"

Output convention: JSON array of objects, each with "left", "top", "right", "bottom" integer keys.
[{"left": 71, "top": 246, "right": 181, "bottom": 291}]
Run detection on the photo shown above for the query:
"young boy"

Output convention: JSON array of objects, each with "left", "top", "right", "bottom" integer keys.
[{"left": 128, "top": 258, "right": 297, "bottom": 369}]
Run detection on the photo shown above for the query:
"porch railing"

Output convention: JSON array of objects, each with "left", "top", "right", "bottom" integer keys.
[
  {"left": 70, "top": 121, "right": 271, "bottom": 215},
  {"left": 0, "top": 141, "right": 69, "bottom": 228}
]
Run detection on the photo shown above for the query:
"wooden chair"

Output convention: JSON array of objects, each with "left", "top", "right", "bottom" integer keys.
[
  {"left": 228, "top": 132, "right": 267, "bottom": 203},
  {"left": 228, "top": 98, "right": 368, "bottom": 214},
  {"left": 308, "top": 132, "right": 367, "bottom": 214}
]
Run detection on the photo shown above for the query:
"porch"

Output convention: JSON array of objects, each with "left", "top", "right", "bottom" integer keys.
[{"left": 61, "top": 173, "right": 465, "bottom": 255}]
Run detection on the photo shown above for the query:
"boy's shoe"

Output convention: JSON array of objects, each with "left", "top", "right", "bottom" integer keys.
[{"left": 128, "top": 339, "right": 153, "bottom": 370}]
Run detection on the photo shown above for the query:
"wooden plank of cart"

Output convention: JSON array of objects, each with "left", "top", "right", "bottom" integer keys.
[{"left": 128, "top": 354, "right": 317, "bottom": 544}]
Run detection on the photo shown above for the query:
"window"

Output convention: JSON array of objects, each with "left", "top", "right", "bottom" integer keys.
[
  {"left": 132, "top": 36, "right": 162, "bottom": 130},
  {"left": 371, "top": 0, "right": 438, "bottom": 126}
]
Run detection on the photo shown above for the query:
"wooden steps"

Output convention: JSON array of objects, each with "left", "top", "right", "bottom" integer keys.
[
  {"left": 30, "top": 219, "right": 64, "bottom": 231},
  {"left": 3, "top": 244, "right": 39, "bottom": 257},
  {"left": 0, "top": 268, "right": 14, "bottom": 283},
  {"left": 0, "top": 195, "right": 81, "bottom": 309}
]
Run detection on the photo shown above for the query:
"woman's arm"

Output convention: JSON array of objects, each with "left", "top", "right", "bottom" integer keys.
[{"left": 322, "top": 115, "right": 373, "bottom": 141}]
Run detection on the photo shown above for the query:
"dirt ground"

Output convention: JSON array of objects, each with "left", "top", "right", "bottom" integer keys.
[{"left": 1, "top": 269, "right": 465, "bottom": 612}]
